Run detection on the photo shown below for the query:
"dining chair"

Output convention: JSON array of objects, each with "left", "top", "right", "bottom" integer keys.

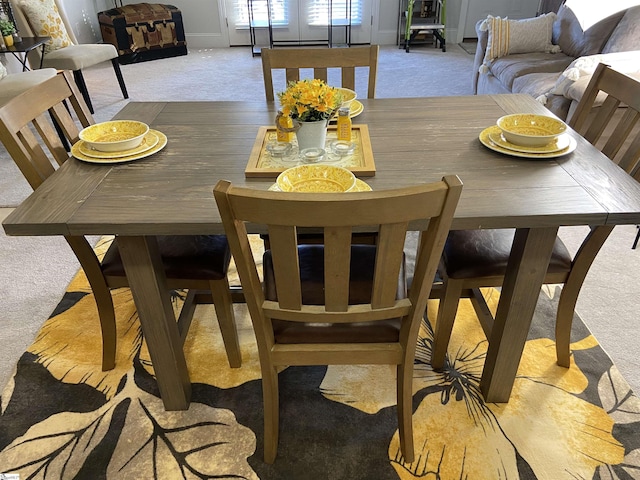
[
  {"left": 0, "top": 63, "right": 58, "bottom": 106},
  {"left": 11, "top": 0, "right": 128, "bottom": 114},
  {"left": 431, "top": 62, "right": 640, "bottom": 371},
  {"left": 214, "top": 176, "right": 463, "bottom": 463},
  {"left": 0, "top": 72, "right": 241, "bottom": 372},
  {"left": 261, "top": 45, "right": 379, "bottom": 101}
]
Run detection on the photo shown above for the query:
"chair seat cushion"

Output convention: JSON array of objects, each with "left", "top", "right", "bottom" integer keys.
[
  {"left": 101, "top": 235, "right": 231, "bottom": 280},
  {"left": 41, "top": 44, "right": 118, "bottom": 70},
  {"left": 263, "top": 244, "right": 405, "bottom": 344},
  {"left": 0, "top": 69, "right": 58, "bottom": 106},
  {"left": 443, "top": 229, "right": 572, "bottom": 279}
]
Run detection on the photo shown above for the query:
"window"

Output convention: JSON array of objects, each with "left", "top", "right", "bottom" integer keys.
[
  {"left": 237, "top": 0, "right": 289, "bottom": 27},
  {"left": 308, "top": 0, "right": 363, "bottom": 26},
  {"left": 233, "top": 0, "right": 363, "bottom": 28}
]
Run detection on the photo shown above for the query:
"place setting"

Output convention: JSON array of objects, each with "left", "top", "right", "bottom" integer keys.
[
  {"left": 479, "top": 113, "right": 577, "bottom": 159},
  {"left": 267, "top": 164, "right": 373, "bottom": 192},
  {"left": 71, "top": 120, "right": 168, "bottom": 164}
]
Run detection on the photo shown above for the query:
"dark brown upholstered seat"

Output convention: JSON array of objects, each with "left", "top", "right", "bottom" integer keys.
[{"left": 443, "top": 229, "right": 572, "bottom": 279}]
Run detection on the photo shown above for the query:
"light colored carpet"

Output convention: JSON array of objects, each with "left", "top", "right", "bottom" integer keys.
[{"left": 1, "top": 44, "right": 639, "bottom": 399}]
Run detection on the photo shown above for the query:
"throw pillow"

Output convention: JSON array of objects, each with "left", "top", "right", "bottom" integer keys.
[
  {"left": 0, "top": 62, "right": 7, "bottom": 80},
  {"left": 19, "top": 0, "right": 72, "bottom": 54},
  {"left": 480, "top": 13, "right": 560, "bottom": 67},
  {"left": 535, "top": 50, "right": 640, "bottom": 106}
]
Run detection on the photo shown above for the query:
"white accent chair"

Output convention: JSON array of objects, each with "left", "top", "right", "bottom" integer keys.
[{"left": 10, "top": 0, "right": 128, "bottom": 114}]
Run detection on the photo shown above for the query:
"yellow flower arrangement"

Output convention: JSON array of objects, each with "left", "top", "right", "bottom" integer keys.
[{"left": 277, "top": 79, "right": 343, "bottom": 122}]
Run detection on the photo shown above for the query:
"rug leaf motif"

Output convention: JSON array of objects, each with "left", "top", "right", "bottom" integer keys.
[{"left": 0, "top": 373, "right": 258, "bottom": 479}]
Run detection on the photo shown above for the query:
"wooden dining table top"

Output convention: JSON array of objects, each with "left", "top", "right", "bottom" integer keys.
[
  {"left": 5, "top": 94, "right": 640, "bottom": 410},
  {"left": 5, "top": 94, "right": 640, "bottom": 238}
]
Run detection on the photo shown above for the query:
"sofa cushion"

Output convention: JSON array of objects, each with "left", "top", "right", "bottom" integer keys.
[
  {"left": 552, "top": 4, "right": 625, "bottom": 58},
  {"left": 489, "top": 52, "right": 574, "bottom": 90},
  {"left": 480, "top": 13, "right": 559, "bottom": 64},
  {"left": 512, "top": 72, "right": 573, "bottom": 119},
  {"left": 0, "top": 62, "right": 6, "bottom": 80},
  {"left": 602, "top": 6, "right": 640, "bottom": 53},
  {"left": 512, "top": 72, "right": 560, "bottom": 98}
]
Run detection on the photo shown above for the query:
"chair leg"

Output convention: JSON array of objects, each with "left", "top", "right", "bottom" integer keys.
[
  {"left": 555, "top": 225, "right": 614, "bottom": 367},
  {"left": 431, "top": 277, "right": 464, "bottom": 370},
  {"left": 262, "top": 365, "right": 280, "bottom": 464},
  {"left": 397, "top": 363, "right": 415, "bottom": 463},
  {"left": 64, "top": 236, "right": 117, "bottom": 371},
  {"left": 111, "top": 58, "right": 129, "bottom": 99},
  {"left": 209, "top": 277, "right": 242, "bottom": 368},
  {"left": 73, "top": 69, "right": 94, "bottom": 114}
]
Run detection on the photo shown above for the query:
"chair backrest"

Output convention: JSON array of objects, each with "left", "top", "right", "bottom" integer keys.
[
  {"left": 261, "top": 45, "right": 379, "bottom": 101},
  {"left": 214, "top": 177, "right": 462, "bottom": 365},
  {"left": 569, "top": 62, "right": 640, "bottom": 176},
  {"left": 10, "top": 0, "right": 78, "bottom": 67},
  {"left": 0, "top": 70, "right": 94, "bottom": 189}
]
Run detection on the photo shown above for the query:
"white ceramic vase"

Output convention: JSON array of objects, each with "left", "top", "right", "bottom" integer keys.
[{"left": 295, "top": 119, "right": 328, "bottom": 151}]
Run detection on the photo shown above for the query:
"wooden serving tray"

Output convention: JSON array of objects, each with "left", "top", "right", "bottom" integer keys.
[{"left": 245, "top": 124, "right": 375, "bottom": 178}]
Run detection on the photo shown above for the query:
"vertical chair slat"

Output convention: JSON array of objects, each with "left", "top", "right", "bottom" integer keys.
[
  {"left": 602, "top": 106, "right": 637, "bottom": 160},
  {"left": 268, "top": 225, "right": 302, "bottom": 310},
  {"left": 313, "top": 67, "right": 328, "bottom": 83},
  {"left": 324, "top": 226, "right": 352, "bottom": 312},
  {"left": 32, "top": 111, "right": 69, "bottom": 167},
  {"left": 17, "top": 125, "right": 57, "bottom": 185},
  {"left": 583, "top": 96, "right": 620, "bottom": 144},
  {"left": 372, "top": 223, "right": 408, "bottom": 309},
  {"left": 341, "top": 67, "right": 356, "bottom": 90},
  {"left": 285, "top": 68, "right": 300, "bottom": 84}
]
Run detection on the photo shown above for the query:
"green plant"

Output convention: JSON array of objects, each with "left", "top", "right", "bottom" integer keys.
[{"left": 0, "top": 18, "right": 16, "bottom": 37}]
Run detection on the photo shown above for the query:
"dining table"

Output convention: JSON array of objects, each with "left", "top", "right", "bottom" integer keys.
[{"left": 4, "top": 94, "right": 640, "bottom": 410}]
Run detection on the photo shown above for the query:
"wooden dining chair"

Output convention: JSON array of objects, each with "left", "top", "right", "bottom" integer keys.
[
  {"left": 0, "top": 72, "right": 241, "bottom": 372},
  {"left": 261, "top": 45, "right": 379, "bottom": 101},
  {"left": 214, "top": 177, "right": 462, "bottom": 463},
  {"left": 431, "top": 62, "right": 640, "bottom": 371}
]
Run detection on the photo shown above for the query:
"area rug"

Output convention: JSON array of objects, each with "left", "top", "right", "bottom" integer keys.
[{"left": 1, "top": 239, "right": 639, "bottom": 479}]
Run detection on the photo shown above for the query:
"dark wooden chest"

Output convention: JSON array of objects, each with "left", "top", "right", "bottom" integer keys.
[{"left": 98, "top": 3, "right": 187, "bottom": 64}]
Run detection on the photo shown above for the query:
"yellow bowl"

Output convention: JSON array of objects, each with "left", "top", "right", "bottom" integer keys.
[
  {"left": 276, "top": 165, "right": 357, "bottom": 193},
  {"left": 79, "top": 120, "right": 150, "bottom": 152},
  {"left": 497, "top": 114, "right": 567, "bottom": 147},
  {"left": 337, "top": 87, "right": 357, "bottom": 109}
]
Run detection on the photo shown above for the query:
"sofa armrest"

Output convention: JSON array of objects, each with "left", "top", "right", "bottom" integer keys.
[{"left": 472, "top": 19, "right": 489, "bottom": 94}]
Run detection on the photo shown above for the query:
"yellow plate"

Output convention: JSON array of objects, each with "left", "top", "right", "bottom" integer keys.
[
  {"left": 479, "top": 126, "right": 576, "bottom": 159},
  {"left": 349, "top": 100, "right": 364, "bottom": 118},
  {"left": 269, "top": 178, "right": 372, "bottom": 192},
  {"left": 76, "top": 131, "right": 159, "bottom": 159},
  {"left": 488, "top": 130, "right": 570, "bottom": 154},
  {"left": 72, "top": 130, "right": 167, "bottom": 164},
  {"left": 330, "top": 100, "right": 364, "bottom": 122}
]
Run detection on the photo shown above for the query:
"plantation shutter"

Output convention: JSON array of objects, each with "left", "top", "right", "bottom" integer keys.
[
  {"left": 308, "top": 0, "right": 363, "bottom": 26},
  {"left": 235, "top": 0, "right": 289, "bottom": 27}
]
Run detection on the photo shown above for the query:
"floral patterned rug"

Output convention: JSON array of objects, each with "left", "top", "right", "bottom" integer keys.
[{"left": 1, "top": 238, "right": 639, "bottom": 479}]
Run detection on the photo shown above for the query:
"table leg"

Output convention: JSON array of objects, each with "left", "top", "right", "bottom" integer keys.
[
  {"left": 480, "top": 226, "right": 559, "bottom": 403},
  {"left": 117, "top": 235, "right": 191, "bottom": 410}
]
